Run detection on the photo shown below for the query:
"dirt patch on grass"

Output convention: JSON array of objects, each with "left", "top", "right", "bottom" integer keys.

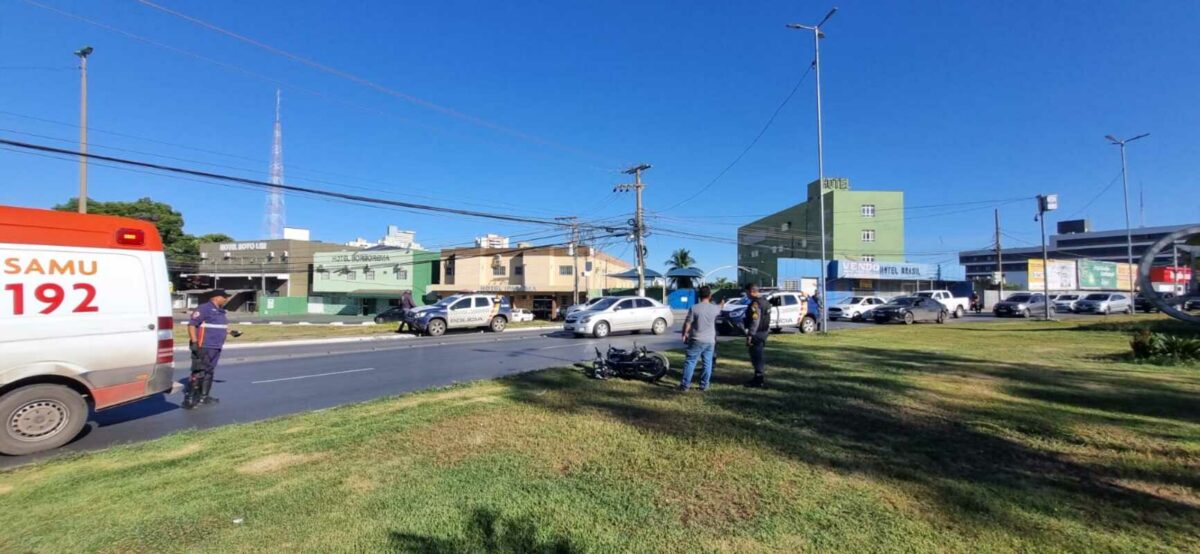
[
  {"left": 653, "top": 446, "right": 768, "bottom": 529},
  {"left": 367, "top": 383, "right": 508, "bottom": 415},
  {"left": 343, "top": 475, "right": 377, "bottom": 494},
  {"left": 0, "top": 483, "right": 12, "bottom": 495},
  {"left": 160, "top": 443, "right": 203, "bottom": 460},
  {"left": 282, "top": 426, "right": 308, "bottom": 434},
  {"left": 236, "top": 452, "right": 327, "bottom": 475},
  {"left": 1112, "top": 479, "right": 1200, "bottom": 509}
]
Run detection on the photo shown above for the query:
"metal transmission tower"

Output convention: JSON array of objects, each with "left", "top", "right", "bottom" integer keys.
[{"left": 265, "top": 89, "right": 286, "bottom": 239}]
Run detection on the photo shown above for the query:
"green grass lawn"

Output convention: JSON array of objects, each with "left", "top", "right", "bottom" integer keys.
[
  {"left": 6, "top": 316, "right": 1199, "bottom": 552},
  {"left": 172, "top": 319, "right": 554, "bottom": 344}
]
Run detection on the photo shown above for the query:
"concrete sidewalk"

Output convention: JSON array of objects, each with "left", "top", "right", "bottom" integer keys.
[{"left": 171, "top": 324, "right": 561, "bottom": 351}]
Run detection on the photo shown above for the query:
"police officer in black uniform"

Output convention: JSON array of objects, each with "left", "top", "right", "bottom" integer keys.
[{"left": 743, "top": 283, "right": 771, "bottom": 388}]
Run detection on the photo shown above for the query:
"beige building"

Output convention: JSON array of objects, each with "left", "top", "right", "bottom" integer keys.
[{"left": 430, "top": 245, "right": 632, "bottom": 318}]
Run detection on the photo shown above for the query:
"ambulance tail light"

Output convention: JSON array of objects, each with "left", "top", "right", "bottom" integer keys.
[
  {"left": 116, "top": 228, "right": 146, "bottom": 247},
  {"left": 157, "top": 316, "right": 174, "bottom": 364}
]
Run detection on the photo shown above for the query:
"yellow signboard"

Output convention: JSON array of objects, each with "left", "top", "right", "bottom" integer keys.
[{"left": 1115, "top": 262, "right": 1136, "bottom": 291}]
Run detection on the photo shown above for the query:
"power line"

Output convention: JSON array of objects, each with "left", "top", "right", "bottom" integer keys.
[
  {"left": 0, "top": 138, "right": 604, "bottom": 230},
  {"left": 129, "top": 0, "right": 615, "bottom": 166},
  {"left": 659, "top": 63, "right": 814, "bottom": 212},
  {"left": 1064, "top": 172, "right": 1123, "bottom": 220}
]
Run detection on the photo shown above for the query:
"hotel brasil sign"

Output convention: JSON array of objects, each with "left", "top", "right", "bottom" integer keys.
[{"left": 832, "top": 260, "right": 939, "bottom": 281}]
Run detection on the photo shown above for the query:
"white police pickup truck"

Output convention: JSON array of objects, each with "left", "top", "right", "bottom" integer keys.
[
  {"left": 914, "top": 290, "right": 969, "bottom": 319},
  {"left": 404, "top": 293, "right": 512, "bottom": 336}
]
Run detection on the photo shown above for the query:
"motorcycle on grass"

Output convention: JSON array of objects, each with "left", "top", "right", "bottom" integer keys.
[{"left": 591, "top": 344, "right": 670, "bottom": 382}]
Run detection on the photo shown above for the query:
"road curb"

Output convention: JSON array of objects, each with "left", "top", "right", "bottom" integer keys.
[{"left": 173, "top": 325, "right": 561, "bottom": 352}]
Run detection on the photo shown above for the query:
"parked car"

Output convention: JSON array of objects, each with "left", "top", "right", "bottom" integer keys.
[
  {"left": 993, "top": 293, "right": 1049, "bottom": 318},
  {"left": 1074, "top": 293, "right": 1134, "bottom": 315},
  {"left": 563, "top": 296, "right": 673, "bottom": 338},
  {"left": 717, "top": 291, "right": 818, "bottom": 335},
  {"left": 510, "top": 308, "right": 535, "bottom": 322},
  {"left": 871, "top": 296, "right": 948, "bottom": 324},
  {"left": 1134, "top": 292, "right": 1176, "bottom": 313},
  {"left": 828, "top": 296, "right": 887, "bottom": 321},
  {"left": 1052, "top": 294, "right": 1082, "bottom": 313},
  {"left": 914, "top": 290, "right": 970, "bottom": 318},
  {"left": 560, "top": 297, "right": 606, "bottom": 319},
  {"left": 404, "top": 293, "right": 512, "bottom": 336},
  {"left": 373, "top": 306, "right": 408, "bottom": 324}
]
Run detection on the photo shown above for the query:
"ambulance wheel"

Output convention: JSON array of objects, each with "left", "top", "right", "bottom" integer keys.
[
  {"left": 426, "top": 318, "right": 447, "bottom": 337},
  {"left": 489, "top": 316, "right": 507, "bottom": 332},
  {"left": 0, "top": 384, "right": 89, "bottom": 456}
]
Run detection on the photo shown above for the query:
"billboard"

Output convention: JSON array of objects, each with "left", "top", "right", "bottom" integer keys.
[
  {"left": 1078, "top": 259, "right": 1116, "bottom": 289},
  {"left": 1027, "top": 259, "right": 1077, "bottom": 290},
  {"left": 1115, "top": 262, "right": 1136, "bottom": 291}
]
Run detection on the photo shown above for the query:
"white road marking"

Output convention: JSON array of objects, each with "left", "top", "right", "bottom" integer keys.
[
  {"left": 537, "top": 343, "right": 592, "bottom": 350},
  {"left": 252, "top": 367, "right": 376, "bottom": 384}
]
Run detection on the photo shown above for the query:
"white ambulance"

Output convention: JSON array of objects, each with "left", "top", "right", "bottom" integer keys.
[{"left": 0, "top": 205, "right": 175, "bottom": 455}]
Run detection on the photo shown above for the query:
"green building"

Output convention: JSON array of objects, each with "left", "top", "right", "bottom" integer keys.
[
  {"left": 311, "top": 247, "right": 439, "bottom": 315},
  {"left": 736, "top": 178, "right": 904, "bottom": 285}
]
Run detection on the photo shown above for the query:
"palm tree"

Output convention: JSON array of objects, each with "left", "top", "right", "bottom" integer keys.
[{"left": 665, "top": 248, "right": 697, "bottom": 289}]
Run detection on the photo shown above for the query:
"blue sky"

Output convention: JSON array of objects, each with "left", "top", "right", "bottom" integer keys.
[{"left": 2, "top": 1, "right": 1198, "bottom": 277}]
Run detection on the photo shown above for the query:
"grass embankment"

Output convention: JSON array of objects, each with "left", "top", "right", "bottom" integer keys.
[
  {"left": 172, "top": 320, "right": 554, "bottom": 344},
  {"left": 6, "top": 316, "right": 1199, "bottom": 552}
]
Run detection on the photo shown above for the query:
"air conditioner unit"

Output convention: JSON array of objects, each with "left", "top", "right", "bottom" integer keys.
[
  {"left": 282, "top": 250, "right": 289, "bottom": 259},
  {"left": 200, "top": 252, "right": 208, "bottom": 259},
  {"left": 223, "top": 252, "right": 232, "bottom": 259},
  {"left": 269, "top": 251, "right": 276, "bottom": 259},
  {"left": 491, "top": 254, "right": 502, "bottom": 268}
]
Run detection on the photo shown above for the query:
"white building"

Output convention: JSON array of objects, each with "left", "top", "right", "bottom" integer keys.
[
  {"left": 345, "top": 225, "right": 422, "bottom": 250},
  {"left": 475, "top": 234, "right": 510, "bottom": 249}
]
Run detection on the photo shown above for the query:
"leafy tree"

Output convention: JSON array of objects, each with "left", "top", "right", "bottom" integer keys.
[
  {"left": 710, "top": 277, "right": 735, "bottom": 289},
  {"left": 53, "top": 197, "right": 232, "bottom": 263}
]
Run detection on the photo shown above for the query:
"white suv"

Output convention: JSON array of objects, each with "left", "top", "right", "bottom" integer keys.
[
  {"left": 564, "top": 296, "right": 674, "bottom": 338},
  {"left": 718, "top": 291, "right": 818, "bottom": 335}
]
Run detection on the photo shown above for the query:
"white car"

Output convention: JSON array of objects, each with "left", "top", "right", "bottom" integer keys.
[
  {"left": 828, "top": 296, "right": 887, "bottom": 321},
  {"left": 560, "top": 296, "right": 606, "bottom": 319},
  {"left": 511, "top": 308, "right": 535, "bottom": 322},
  {"left": 563, "top": 296, "right": 673, "bottom": 338}
]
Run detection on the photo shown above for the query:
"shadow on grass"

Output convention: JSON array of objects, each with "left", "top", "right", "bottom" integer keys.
[
  {"left": 388, "top": 508, "right": 577, "bottom": 553},
  {"left": 507, "top": 336, "right": 1200, "bottom": 540}
]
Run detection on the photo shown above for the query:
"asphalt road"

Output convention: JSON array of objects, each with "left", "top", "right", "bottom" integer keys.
[{"left": 1, "top": 311, "right": 1082, "bottom": 468}]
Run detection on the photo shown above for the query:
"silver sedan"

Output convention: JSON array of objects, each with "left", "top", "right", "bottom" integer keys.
[{"left": 563, "top": 296, "right": 673, "bottom": 338}]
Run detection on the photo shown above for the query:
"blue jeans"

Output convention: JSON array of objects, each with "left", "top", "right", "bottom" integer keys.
[{"left": 680, "top": 341, "right": 714, "bottom": 389}]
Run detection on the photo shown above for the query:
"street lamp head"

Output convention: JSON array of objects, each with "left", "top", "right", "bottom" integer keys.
[
  {"left": 786, "top": 23, "right": 813, "bottom": 30},
  {"left": 817, "top": 7, "right": 839, "bottom": 28},
  {"left": 1128, "top": 133, "right": 1150, "bottom": 143},
  {"left": 1105, "top": 134, "right": 1120, "bottom": 144},
  {"left": 74, "top": 45, "right": 93, "bottom": 58},
  {"left": 622, "top": 163, "right": 651, "bottom": 175}
]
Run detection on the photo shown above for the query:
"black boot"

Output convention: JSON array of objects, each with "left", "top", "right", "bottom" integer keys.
[
  {"left": 743, "top": 376, "right": 764, "bottom": 388},
  {"left": 198, "top": 375, "right": 219, "bottom": 405},
  {"left": 181, "top": 376, "right": 201, "bottom": 409}
]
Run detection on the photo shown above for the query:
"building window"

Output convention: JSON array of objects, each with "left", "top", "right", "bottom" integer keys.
[
  {"left": 861, "top": 204, "right": 876, "bottom": 217},
  {"left": 493, "top": 265, "right": 506, "bottom": 276},
  {"left": 559, "top": 265, "right": 573, "bottom": 276},
  {"left": 781, "top": 222, "right": 791, "bottom": 231},
  {"left": 861, "top": 255, "right": 875, "bottom": 262},
  {"left": 319, "top": 271, "right": 329, "bottom": 280},
  {"left": 861, "top": 229, "right": 876, "bottom": 243},
  {"left": 364, "top": 270, "right": 376, "bottom": 280},
  {"left": 514, "top": 265, "right": 524, "bottom": 276},
  {"left": 345, "top": 272, "right": 356, "bottom": 281},
  {"left": 750, "top": 250, "right": 759, "bottom": 258},
  {"left": 397, "top": 268, "right": 408, "bottom": 280}
]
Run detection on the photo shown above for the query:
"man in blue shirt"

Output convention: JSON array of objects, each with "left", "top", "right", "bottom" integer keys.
[{"left": 184, "top": 289, "right": 241, "bottom": 409}]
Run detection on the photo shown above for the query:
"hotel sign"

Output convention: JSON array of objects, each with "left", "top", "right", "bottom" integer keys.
[
  {"left": 832, "top": 260, "right": 939, "bottom": 281},
  {"left": 219, "top": 242, "right": 268, "bottom": 251},
  {"left": 822, "top": 177, "right": 850, "bottom": 191}
]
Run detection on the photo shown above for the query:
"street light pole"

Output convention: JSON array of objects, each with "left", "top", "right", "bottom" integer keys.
[
  {"left": 74, "top": 45, "right": 93, "bottom": 214},
  {"left": 1036, "top": 194, "right": 1058, "bottom": 320},
  {"left": 1106, "top": 133, "right": 1149, "bottom": 301},
  {"left": 788, "top": 7, "right": 837, "bottom": 334}
]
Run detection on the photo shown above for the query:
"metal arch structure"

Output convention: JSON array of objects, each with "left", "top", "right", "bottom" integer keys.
[{"left": 1137, "top": 225, "right": 1200, "bottom": 325}]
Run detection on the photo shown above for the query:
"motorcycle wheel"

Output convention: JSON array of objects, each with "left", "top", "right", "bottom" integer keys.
[{"left": 638, "top": 353, "right": 670, "bottom": 383}]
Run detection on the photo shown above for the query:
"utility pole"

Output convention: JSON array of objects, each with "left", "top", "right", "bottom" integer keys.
[
  {"left": 1036, "top": 194, "right": 1058, "bottom": 320},
  {"left": 1106, "top": 133, "right": 1149, "bottom": 301},
  {"left": 995, "top": 209, "right": 1004, "bottom": 300},
  {"left": 557, "top": 216, "right": 580, "bottom": 306},
  {"left": 788, "top": 7, "right": 837, "bottom": 334},
  {"left": 616, "top": 164, "right": 651, "bottom": 297},
  {"left": 74, "top": 45, "right": 93, "bottom": 213}
]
